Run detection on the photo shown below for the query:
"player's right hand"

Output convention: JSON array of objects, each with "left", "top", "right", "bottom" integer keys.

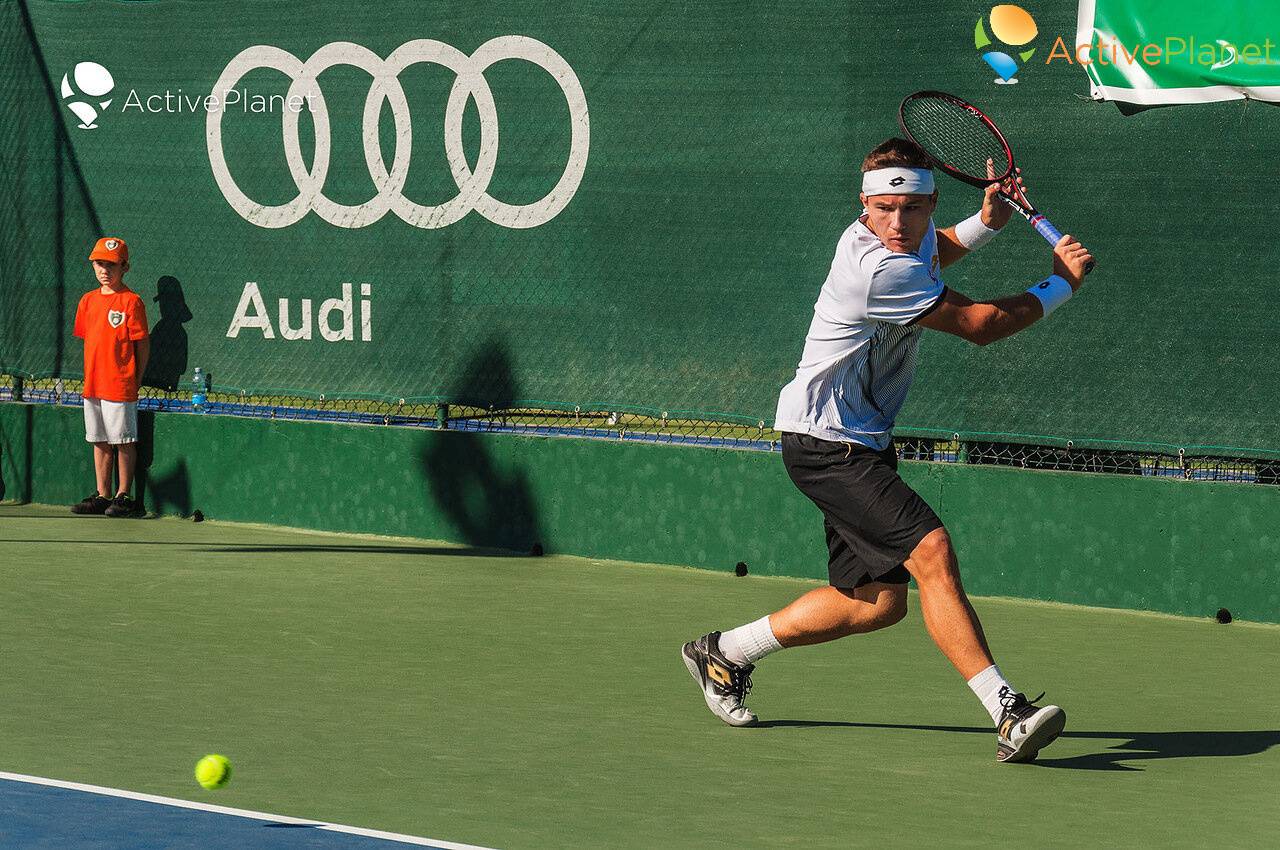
[{"left": 1052, "top": 235, "right": 1093, "bottom": 290}]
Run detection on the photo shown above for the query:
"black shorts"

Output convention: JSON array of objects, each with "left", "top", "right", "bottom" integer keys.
[{"left": 782, "top": 432, "right": 943, "bottom": 589}]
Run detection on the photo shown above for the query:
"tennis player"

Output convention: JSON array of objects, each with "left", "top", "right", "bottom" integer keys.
[
  {"left": 71, "top": 237, "right": 150, "bottom": 518},
  {"left": 682, "top": 138, "right": 1093, "bottom": 763}
]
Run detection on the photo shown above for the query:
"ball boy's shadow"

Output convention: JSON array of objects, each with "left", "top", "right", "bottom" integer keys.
[{"left": 141, "top": 275, "right": 193, "bottom": 392}]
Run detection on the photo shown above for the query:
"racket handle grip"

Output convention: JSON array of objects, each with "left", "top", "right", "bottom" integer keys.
[
  {"left": 1031, "top": 215, "right": 1094, "bottom": 276},
  {"left": 1030, "top": 215, "right": 1063, "bottom": 246}
]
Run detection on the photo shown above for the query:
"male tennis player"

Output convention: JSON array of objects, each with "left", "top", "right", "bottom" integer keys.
[
  {"left": 71, "top": 237, "right": 150, "bottom": 518},
  {"left": 682, "top": 138, "right": 1093, "bottom": 763}
]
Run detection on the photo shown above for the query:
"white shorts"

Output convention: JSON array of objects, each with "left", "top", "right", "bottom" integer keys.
[{"left": 84, "top": 398, "right": 138, "bottom": 444}]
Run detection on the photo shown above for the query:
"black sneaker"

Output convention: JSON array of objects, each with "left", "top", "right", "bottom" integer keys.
[
  {"left": 995, "top": 687, "right": 1066, "bottom": 763},
  {"left": 71, "top": 492, "right": 110, "bottom": 515},
  {"left": 681, "top": 631, "right": 758, "bottom": 726},
  {"left": 104, "top": 493, "right": 140, "bottom": 518}
]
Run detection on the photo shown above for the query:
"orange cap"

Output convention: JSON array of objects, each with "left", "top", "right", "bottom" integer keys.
[{"left": 89, "top": 237, "right": 129, "bottom": 265}]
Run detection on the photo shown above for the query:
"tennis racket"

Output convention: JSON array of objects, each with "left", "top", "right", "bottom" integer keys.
[{"left": 897, "top": 89, "right": 1093, "bottom": 274}]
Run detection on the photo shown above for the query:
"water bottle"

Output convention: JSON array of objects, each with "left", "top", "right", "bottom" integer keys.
[{"left": 191, "top": 367, "right": 207, "bottom": 413}]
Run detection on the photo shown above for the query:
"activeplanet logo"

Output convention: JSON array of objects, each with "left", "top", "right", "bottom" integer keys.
[
  {"left": 61, "top": 61, "right": 115, "bottom": 129},
  {"left": 974, "top": 4, "right": 1039, "bottom": 84}
]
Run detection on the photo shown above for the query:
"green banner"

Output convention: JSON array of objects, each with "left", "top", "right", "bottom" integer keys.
[
  {"left": 4, "top": 1, "right": 1280, "bottom": 455},
  {"left": 1076, "top": 0, "right": 1280, "bottom": 104}
]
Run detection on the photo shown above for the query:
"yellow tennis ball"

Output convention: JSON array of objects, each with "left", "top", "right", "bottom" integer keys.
[{"left": 195, "top": 754, "right": 231, "bottom": 790}]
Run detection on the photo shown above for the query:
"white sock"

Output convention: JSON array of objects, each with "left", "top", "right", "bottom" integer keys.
[
  {"left": 717, "top": 616, "right": 783, "bottom": 667},
  {"left": 967, "top": 664, "right": 1014, "bottom": 725}
]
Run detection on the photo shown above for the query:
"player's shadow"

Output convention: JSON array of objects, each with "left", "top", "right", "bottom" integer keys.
[
  {"left": 755, "top": 720, "right": 1280, "bottom": 771},
  {"left": 141, "top": 275, "right": 193, "bottom": 391},
  {"left": 418, "top": 338, "right": 544, "bottom": 554},
  {"left": 1036, "top": 729, "right": 1280, "bottom": 771}
]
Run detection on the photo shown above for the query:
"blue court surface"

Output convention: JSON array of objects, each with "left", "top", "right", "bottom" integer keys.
[{"left": 0, "top": 773, "right": 496, "bottom": 850}]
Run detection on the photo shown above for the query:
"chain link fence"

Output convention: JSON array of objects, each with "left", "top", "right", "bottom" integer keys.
[{"left": 6, "top": 371, "right": 1278, "bottom": 485}]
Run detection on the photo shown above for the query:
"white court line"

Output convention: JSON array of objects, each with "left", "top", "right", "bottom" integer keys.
[{"left": 0, "top": 771, "right": 500, "bottom": 850}]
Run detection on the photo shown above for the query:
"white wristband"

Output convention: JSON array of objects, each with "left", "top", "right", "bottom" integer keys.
[
  {"left": 953, "top": 212, "right": 1001, "bottom": 250},
  {"left": 1027, "top": 275, "right": 1073, "bottom": 317}
]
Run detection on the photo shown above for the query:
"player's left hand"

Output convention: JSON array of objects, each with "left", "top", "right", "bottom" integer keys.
[{"left": 980, "top": 159, "right": 1022, "bottom": 230}]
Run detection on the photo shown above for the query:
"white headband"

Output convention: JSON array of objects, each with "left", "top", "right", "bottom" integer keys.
[{"left": 861, "top": 167, "right": 935, "bottom": 197}]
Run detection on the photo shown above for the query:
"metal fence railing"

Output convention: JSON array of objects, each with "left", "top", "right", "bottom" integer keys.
[{"left": 3, "top": 372, "right": 1278, "bottom": 485}]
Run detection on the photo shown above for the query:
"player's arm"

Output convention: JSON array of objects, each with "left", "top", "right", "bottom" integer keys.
[
  {"left": 917, "top": 235, "right": 1093, "bottom": 346},
  {"left": 937, "top": 165, "right": 1021, "bottom": 270},
  {"left": 135, "top": 337, "right": 150, "bottom": 377},
  {"left": 935, "top": 227, "right": 971, "bottom": 270},
  {"left": 129, "top": 298, "right": 150, "bottom": 377}
]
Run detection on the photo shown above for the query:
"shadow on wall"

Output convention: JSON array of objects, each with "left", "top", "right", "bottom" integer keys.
[
  {"left": 11, "top": 0, "right": 105, "bottom": 378},
  {"left": 134, "top": 410, "right": 192, "bottom": 516},
  {"left": 0, "top": 404, "right": 35, "bottom": 503},
  {"left": 419, "top": 339, "right": 544, "bottom": 553},
  {"left": 142, "top": 275, "right": 193, "bottom": 391}
]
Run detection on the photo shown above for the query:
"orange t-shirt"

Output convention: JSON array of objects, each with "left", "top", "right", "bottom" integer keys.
[{"left": 73, "top": 285, "right": 150, "bottom": 402}]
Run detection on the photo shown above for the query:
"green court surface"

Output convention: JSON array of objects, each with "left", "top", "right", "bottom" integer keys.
[{"left": 1, "top": 504, "right": 1277, "bottom": 849}]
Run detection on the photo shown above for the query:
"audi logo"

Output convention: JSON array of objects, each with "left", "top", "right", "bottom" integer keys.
[{"left": 206, "top": 37, "right": 590, "bottom": 230}]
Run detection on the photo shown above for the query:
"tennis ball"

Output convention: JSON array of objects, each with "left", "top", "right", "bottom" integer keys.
[
  {"left": 195, "top": 754, "right": 231, "bottom": 790},
  {"left": 734, "top": 562, "right": 749, "bottom": 577},
  {"left": 1216, "top": 608, "right": 1233, "bottom": 624}
]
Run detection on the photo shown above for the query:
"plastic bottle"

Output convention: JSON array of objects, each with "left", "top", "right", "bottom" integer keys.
[{"left": 192, "top": 367, "right": 207, "bottom": 413}]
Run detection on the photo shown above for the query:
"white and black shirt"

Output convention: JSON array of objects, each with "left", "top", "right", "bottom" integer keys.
[{"left": 774, "top": 216, "right": 945, "bottom": 450}]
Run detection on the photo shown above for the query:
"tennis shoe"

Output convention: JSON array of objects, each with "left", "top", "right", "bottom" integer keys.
[
  {"left": 681, "top": 631, "right": 758, "bottom": 727},
  {"left": 71, "top": 492, "right": 110, "bottom": 515},
  {"left": 995, "top": 686, "right": 1065, "bottom": 763},
  {"left": 104, "top": 493, "right": 140, "bottom": 518}
]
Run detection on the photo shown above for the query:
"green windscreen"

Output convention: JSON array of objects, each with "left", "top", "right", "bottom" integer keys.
[{"left": 2, "top": 1, "right": 1277, "bottom": 454}]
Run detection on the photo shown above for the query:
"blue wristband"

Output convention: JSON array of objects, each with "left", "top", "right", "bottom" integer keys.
[{"left": 1027, "top": 275, "right": 1072, "bottom": 317}]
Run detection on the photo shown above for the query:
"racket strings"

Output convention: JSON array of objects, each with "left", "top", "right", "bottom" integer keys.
[{"left": 900, "top": 96, "right": 1011, "bottom": 181}]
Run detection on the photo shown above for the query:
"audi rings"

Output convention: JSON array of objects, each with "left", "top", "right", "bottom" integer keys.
[{"left": 206, "top": 37, "right": 590, "bottom": 229}]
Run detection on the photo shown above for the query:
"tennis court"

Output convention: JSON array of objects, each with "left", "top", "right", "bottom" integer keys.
[
  {"left": 5, "top": 0, "right": 1280, "bottom": 846},
  {"left": 2, "top": 504, "right": 1276, "bottom": 848}
]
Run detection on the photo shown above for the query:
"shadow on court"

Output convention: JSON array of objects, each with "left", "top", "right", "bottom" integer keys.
[
  {"left": 0, "top": 538, "right": 523, "bottom": 557},
  {"left": 755, "top": 720, "right": 1280, "bottom": 771},
  {"left": 190, "top": 544, "right": 527, "bottom": 557}
]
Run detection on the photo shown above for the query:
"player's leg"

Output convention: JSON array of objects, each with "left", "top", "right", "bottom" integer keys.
[
  {"left": 104, "top": 401, "right": 140, "bottom": 517},
  {"left": 116, "top": 443, "right": 137, "bottom": 496},
  {"left": 768, "top": 518, "right": 908, "bottom": 645},
  {"left": 901, "top": 528, "right": 992, "bottom": 678},
  {"left": 768, "top": 581, "right": 907, "bottom": 647},
  {"left": 904, "top": 527, "right": 1066, "bottom": 763},
  {"left": 681, "top": 436, "right": 920, "bottom": 727},
  {"left": 93, "top": 443, "right": 114, "bottom": 497},
  {"left": 764, "top": 517, "right": 908, "bottom": 646},
  {"left": 73, "top": 399, "right": 114, "bottom": 514},
  {"left": 680, "top": 578, "right": 906, "bottom": 727}
]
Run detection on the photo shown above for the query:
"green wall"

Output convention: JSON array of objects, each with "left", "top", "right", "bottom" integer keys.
[{"left": 2, "top": 402, "right": 1277, "bottom": 622}]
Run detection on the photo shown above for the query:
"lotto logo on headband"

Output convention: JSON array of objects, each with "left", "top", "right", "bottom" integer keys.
[{"left": 974, "top": 4, "right": 1039, "bottom": 85}]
